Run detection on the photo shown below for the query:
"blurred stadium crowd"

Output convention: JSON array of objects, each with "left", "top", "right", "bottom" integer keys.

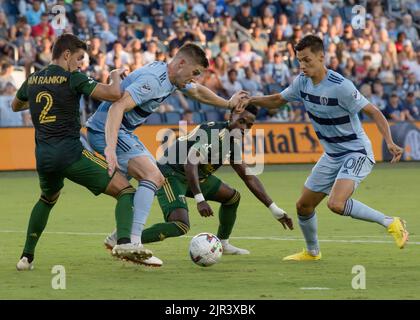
[{"left": 0, "top": 0, "right": 419, "bottom": 127}]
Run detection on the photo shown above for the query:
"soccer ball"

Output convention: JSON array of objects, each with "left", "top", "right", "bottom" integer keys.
[{"left": 189, "top": 233, "right": 223, "bottom": 267}]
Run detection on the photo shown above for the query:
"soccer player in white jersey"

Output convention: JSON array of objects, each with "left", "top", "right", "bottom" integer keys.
[
  {"left": 246, "top": 35, "right": 408, "bottom": 261},
  {"left": 86, "top": 43, "right": 246, "bottom": 266}
]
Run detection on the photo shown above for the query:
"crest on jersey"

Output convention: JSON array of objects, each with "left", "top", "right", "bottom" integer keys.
[
  {"left": 140, "top": 84, "right": 151, "bottom": 94},
  {"left": 320, "top": 96, "right": 329, "bottom": 105},
  {"left": 352, "top": 90, "right": 361, "bottom": 101}
]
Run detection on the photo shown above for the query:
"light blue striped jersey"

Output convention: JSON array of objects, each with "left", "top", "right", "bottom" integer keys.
[
  {"left": 281, "top": 69, "right": 374, "bottom": 161},
  {"left": 86, "top": 61, "right": 177, "bottom": 132}
]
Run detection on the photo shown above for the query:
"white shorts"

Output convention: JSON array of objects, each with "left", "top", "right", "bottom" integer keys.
[
  {"left": 304, "top": 152, "right": 374, "bottom": 195},
  {"left": 87, "top": 128, "right": 155, "bottom": 177}
]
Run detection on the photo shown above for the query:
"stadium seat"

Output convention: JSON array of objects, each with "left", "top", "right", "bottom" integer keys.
[
  {"left": 192, "top": 112, "right": 204, "bottom": 124},
  {"left": 205, "top": 111, "right": 222, "bottom": 122},
  {"left": 199, "top": 103, "right": 217, "bottom": 112},
  {"left": 165, "top": 112, "right": 181, "bottom": 124},
  {"left": 185, "top": 97, "right": 200, "bottom": 111},
  {"left": 145, "top": 113, "right": 163, "bottom": 124}
]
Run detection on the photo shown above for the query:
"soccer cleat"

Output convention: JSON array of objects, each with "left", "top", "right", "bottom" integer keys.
[
  {"left": 104, "top": 233, "right": 117, "bottom": 251},
  {"left": 222, "top": 243, "right": 250, "bottom": 255},
  {"left": 16, "top": 257, "right": 34, "bottom": 271},
  {"left": 283, "top": 249, "right": 322, "bottom": 261},
  {"left": 130, "top": 255, "right": 163, "bottom": 267},
  {"left": 387, "top": 217, "right": 409, "bottom": 249},
  {"left": 112, "top": 243, "right": 153, "bottom": 262}
]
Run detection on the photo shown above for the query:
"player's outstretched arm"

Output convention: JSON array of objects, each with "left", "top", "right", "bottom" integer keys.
[
  {"left": 90, "top": 68, "right": 127, "bottom": 102},
  {"left": 185, "top": 149, "right": 214, "bottom": 218},
  {"left": 184, "top": 82, "right": 248, "bottom": 112},
  {"left": 104, "top": 91, "right": 137, "bottom": 176},
  {"left": 363, "top": 103, "right": 403, "bottom": 163},
  {"left": 248, "top": 93, "right": 288, "bottom": 110},
  {"left": 11, "top": 97, "right": 28, "bottom": 112},
  {"left": 231, "top": 162, "right": 293, "bottom": 230}
]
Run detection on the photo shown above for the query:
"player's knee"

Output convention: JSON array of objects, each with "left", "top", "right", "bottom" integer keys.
[
  {"left": 143, "top": 171, "right": 165, "bottom": 188},
  {"left": 296, "top": 200, "right": 313, "bottom": 215},
  {"left": 40, "top": 193, "right": 60, "bottom": 206},
  {"left": 327, "top": 199, "right": 345, "bottom": 214},
  {"left": 223, "top": 190, "right": 241, "bottom": 206}
]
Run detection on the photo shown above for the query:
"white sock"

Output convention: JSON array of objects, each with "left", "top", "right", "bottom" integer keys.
[
  {"left": 131, "top": 180, "right": 158, "bottom": 244},
  {"left": 343, "top": 199, "right": 393, "bottom": 228}
]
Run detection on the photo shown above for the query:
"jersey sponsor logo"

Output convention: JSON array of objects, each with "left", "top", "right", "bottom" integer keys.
[
  {"left": 352, "top": 90, "right": 361, "bottom": 100},
  {"left": 320, "top": 96, "right": 329, "bottom": 106}
]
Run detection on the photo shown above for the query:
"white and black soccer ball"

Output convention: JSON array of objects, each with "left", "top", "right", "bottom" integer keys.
[{"left": 189, "top": 233, "right": 223, "bottom": 267}]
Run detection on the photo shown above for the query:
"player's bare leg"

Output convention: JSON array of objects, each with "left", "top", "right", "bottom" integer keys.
[
  {"left": 328, "top": 179, "right": 408, "bottom": 249},
  {"left": 206, "top": 183, "right": 249, "bottom": 255},
  {"left": 283, "top": 187, "right": 326, "bottom": 261}
]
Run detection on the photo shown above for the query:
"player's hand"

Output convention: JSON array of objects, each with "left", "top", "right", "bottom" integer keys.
[
  {"left": 387, "top": 142, "right": 403, "bottom": 163},
  {"left": 197, "top": 201, "right": 213, "bottom": 217},
  {"left": 110, "top": 68, "right": 128, "bottom": 80},
  {"left": 229, "top": 90, "right": 250, "bottom": 113},
  {"left": 269, "top": 203, "right": 293, "bottom": 230},
  {"left": 278, "top": 214, "right": 294, "bottom": 230},
  {"left": 104, "top": 146, "right": 120, "bottom": 177}
]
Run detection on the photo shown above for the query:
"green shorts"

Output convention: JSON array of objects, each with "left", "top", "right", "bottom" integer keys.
[
  {"left": 38, "top": 149, "right": 112, "bottom": 197},
  {"left": 157, "top": 166, "right": 223, "bottom": 221}
]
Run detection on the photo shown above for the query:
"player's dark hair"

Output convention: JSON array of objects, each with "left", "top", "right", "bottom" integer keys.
[
  {"left": 52, "top": 33, "right": 88, "bottom": 60},
  {"left": 245, "top": 105, "right": 258, "bottom": 117},
  {"left": 177, "top": 43, "right": 209, "bottom": 68},
  {"left": 295, "top": 35, "right": 324, "bottom": 54}
]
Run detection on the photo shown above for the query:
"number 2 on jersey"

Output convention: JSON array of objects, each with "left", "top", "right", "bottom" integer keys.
[{"left": 36, "top": 91, "right": 56, "bottom": 124}]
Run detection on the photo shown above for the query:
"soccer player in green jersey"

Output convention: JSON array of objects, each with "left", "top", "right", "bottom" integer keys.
[
  {"left": 106, "top": 105, "right": 294, "bottom": 254},
  {"left": 12, "top": 34, "right": 152, "bottom": 271}
]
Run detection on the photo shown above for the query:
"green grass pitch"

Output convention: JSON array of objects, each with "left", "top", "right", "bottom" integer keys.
[{"left": 0, "top": 163, "right": 419, "bottom": 300}]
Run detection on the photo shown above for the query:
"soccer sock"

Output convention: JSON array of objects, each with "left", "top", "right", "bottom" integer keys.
[
  {"left": 23, "top": 196, "right": 57, "bottom": 259},
  {"left": 115, "top": 187, "right": 135, "bottom": 243},
  {"left": 141, "top": 221, "right": 189, "bottom": 243},
  {"left": 131, "top": 180, "right": 158, "bottom": 244},
  {"left": 343, "top": 199, "right": 393, "bottom": 227},
  {"left": 216, "top": 191, "right": 240, "bottom": 240},
  {"left": 298, "top": 212, "right": 319, "bottom": 255}
]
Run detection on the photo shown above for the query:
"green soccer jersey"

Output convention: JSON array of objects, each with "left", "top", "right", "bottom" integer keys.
[
  {"left": 16, "top": 64, "right": 98, "bottom": 172},
  {"left": 161, "top": 121, "right": 242, "bottom": 179}
]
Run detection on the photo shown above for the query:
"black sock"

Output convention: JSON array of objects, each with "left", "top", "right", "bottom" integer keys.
[
  {"left": 117, "top": 237, "right": 130, "bottom": 245},
  {"left": 21, "top": 253, "right": 34, "bottom": 263}
]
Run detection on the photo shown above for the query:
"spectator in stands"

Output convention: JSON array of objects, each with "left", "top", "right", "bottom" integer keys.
[
  {"left": 0, "top": 62, "right": 16, "bottom": 94},
  {"left": 0, "top": 82, "right": 31, "bottom": 127},
  {"left": 105, "top": 2, "right": 120, "bottom": 34},
  {"left": 278, "top": 14, "right": 293, "bottom": 38},
  {"left": 35, "top": 37, "right": 52, "bottom": 69},
  {"left": 106, "top": 40, "right": 132, "bottom": 67},
  {"left": 119, "top": 1, "right": 141, "bottom": 25},
  {"left": 399, "top": 14, "right": 419, "bottom": 44},
  {"left": 235, "top": 3, "right": 253, "bottom": 30},
  {"left": 26, "top": 0, "right": 44, "bottom": 26},
  {"left": 240, "top": 66, "right": 263, "bottom": 96},
  {"left": 143, "top": 40, "right": 158, "bottom": 65},
  {"left": 0, "top": 10, "right": 9, "bottom": 39},
  {"left": 16, "top": 24, "right": 36, "bottom": 76},
  {"left": 73, "top": 11, "right": 92, "bottom": 42},
  {"left": 371, "top": 81, "right": 388, "bottom": 115},
  {"left": 31, "top": 13, "right": 55, "bottom": 40},
  {"left": 223, "top": 68, "right": 242, "bottom": 98},
  {"left": 403, "top": 91, "right": 420, "bottom": 121},
  {"left": 378, "top": 56, "right": 396, "bottom": 85},
  {"left": 404, "top": 72, "right": 419, "bottom": 94},
  {"left": 152, "top": 11, "right": 173, "bottom": 42},
  {"left": 180, "top": 110, "right": 194, "bottom": 125},
  {"left": 393, "top": 72, "right": 407, "bottom": 99},
  {"left": 264, "top": 51, "right": 290, "bottom": 86},
  {"left": 385, "top": 93, "right": 407, "bottom": 121},
  {"left": 84, "top": 0, "right": 107, "bottom": 26}
]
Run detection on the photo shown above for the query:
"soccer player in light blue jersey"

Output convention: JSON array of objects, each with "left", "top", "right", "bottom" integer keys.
[
  {"left": 86, "top": 43, "right": 246, "bottom": 266},
  {"left": 247, "top": 35, "right": 408, "bottom": 261}
]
